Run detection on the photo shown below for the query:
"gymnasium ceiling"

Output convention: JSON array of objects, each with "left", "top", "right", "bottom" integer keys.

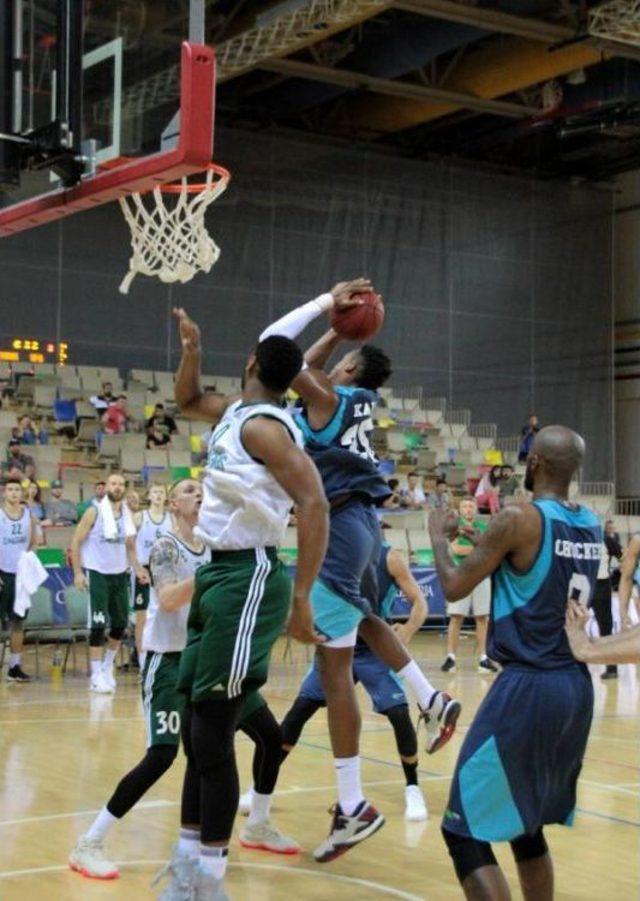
[{"left": 185, "top": 0, "right": 640, "bottom": 180}]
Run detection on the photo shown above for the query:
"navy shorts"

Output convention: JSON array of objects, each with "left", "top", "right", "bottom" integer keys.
[
  {"left": 299, "top": 646, "right": 408, "bottom": 715},
  {"left": 442, "top": 664, "right": 594, "bottom": 842},
  {"left": 311, "top": 500, "right": 381, "bottom": 642}
]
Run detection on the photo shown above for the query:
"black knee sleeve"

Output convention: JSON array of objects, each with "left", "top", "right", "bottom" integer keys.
[
  {"left": 510, "top": 829, "right": 548, "bottom": 863},
  {"left": 89, "top": 627, "right": 105, "bottom": 647},
  {"left": 442, "top": 828, "right": 498, "bottom": 884},
  {"left": 109, "top": 626, "right": 125, "bottom": 641},
  {"left": 239, "top": 704, "right": 283, "bottom": 796},
  {"left": 106, "top": 745, "right": 177, "bottom": 819},
  {"left": 386, "top": 705, "right": 417, "bottom": 759},
  {"left": 280, "top": 695, "right": 324, "bottom": 748}
]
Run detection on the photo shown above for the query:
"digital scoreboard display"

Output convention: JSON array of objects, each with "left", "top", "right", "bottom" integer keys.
[{"left": 0, "top": 339, "right": 68, "bottom": 365}]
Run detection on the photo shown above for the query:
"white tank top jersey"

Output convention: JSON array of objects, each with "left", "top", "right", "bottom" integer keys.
[
  {"left": 0, "top": 506, "right": 31, "bottom": 573},
  {"left": 195, "top": 400, "right": 303, "bottom": 551},
  {"left": 142, "top": 534, "right": 211, "bottom": 653},
  {"left": 81, "top": 503, "right": 129, "bottom": 574},
  {"left": 136, "top": 509, "right": 172, "bottom": 566}
]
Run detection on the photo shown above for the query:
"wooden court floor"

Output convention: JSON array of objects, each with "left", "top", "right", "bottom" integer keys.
[{"left": 0, "top": 633, "right": 638, "bottom": 900}]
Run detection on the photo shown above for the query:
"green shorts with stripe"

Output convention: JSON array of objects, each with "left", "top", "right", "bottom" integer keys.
[
  {"left": 142, "top": 651, "right": 185, "bottom": 748},
  {"left": 177, "top": 547, "right": 291, "bottom": 704},
  {"left": 87, "top": 569, "right": 130, "bottom": 632}
]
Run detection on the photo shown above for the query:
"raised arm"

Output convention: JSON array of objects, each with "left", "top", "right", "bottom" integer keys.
[
  {"left": 429, "top": 506, "right": 522, "bottom": 601},
  {"left": 387, "top": 549, "right": 428, "bottom": 645},
  {"left": 242, "top": 417, "right": 329, "bottom": 644},
  {"left": 150, "top": 537, "right": 195, "bottom": 612},
  {"left": 70, "top": 506, "right": 98, "bottom": 590},
  {"left": 173, "top": 307, "right": 232, "bottom": 424},
  {"left": 617, "top": 535, "right": 640, "bottom": 628}
]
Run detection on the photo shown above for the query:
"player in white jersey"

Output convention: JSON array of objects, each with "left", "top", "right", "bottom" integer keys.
[
  {"left": 169, "top": 308, "right": 329, "bottom": 900},
  {"left": 0, "top": 478, "right": 38, "bottom": 682},
  {"left": 133, "top": 483, "right": 172, "bottom": 669},
  {"left": 70, "top": 479, "right": 208, "bottom": 880},
  {"left": 70, "top": 472, "right": 148, "bottom": 694}
]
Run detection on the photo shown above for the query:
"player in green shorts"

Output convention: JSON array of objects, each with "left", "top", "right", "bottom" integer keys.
[{"left": 169, "top": 307, "right": 329, "bottom": 900}]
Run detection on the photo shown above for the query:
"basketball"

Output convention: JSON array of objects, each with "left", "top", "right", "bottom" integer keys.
[{"left": 330, "top": 291, "right": 385, "bottom": 341}]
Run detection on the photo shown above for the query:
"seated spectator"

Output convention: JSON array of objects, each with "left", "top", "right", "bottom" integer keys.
[
  {"left": 77, "top": 479, "right": 106, "bottom": 516},
  {"left": 401, "top": 471, "right": 427, "bottom": 509},
  {"left": 17, "top": 414, "right": 48, "bottom": 445},
  {"left": 427, "top": 477, "right": 453, "bottom": 510},
  {"left": 382, "top": 477, "right": 402, "bottom": 509},
  {"left": 90, "top": 381, "right": 116, "bottom": 413},
  {"left": 146, "top": 417, "right": 172, "bottom": 449},
  {"left": 44, "top": 479, "right": 79, "bottom": 525},
  {"left": 475, "top": 465, "right": 502, "bottom": 515},
  {"left": 518, "top": 413, "right": 540, "bottom": 462},
  {"left": 102, "top": 395, "right": 129, "bottom": 434},
  {"left": 24, "top": 480, "right": 46, "bottom": 522},
  {"left": 499, "top": 464, "right": 520, "bottom": 500},
  {"left": 145, "top": 403, "right": 177, "bottom": 437},
  {"left": 2, "top": 440, "right": 35, "bottom": 480}
]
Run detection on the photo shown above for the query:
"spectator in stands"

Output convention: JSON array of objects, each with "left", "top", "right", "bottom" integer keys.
[
  {"left": 518, "top": 413, "right": 540, "bottom": 462},
  {"left": 17, "top": 414, "right": 48, "bottom": 445},
  {"left": 401, "top": 471, "right": 426, "bottom": 509},
  {"left": 90, "top": 382, "right": 116, "bottom": 413},
  {"left": 474, "top": 465, "right": 502, "bottom": 515},
  {"left": 499, "top": 464, "right": 520, "bottom": 502},
  {"left": 441, "top": 497, "right": 497, "bottom": 675},
  {"left": 3, "top": 439, "right": 35, "bottom": 480},
  {"left": 102, "top": 395, "right": 129, "bottom": 434},
  {"left": 44, "top": 479, "right": 79, "bottom": 526},
  {"left": 145, "top": 403, "right": 177, "bottom": 437},
  {"left": 24, "top": 480, "right": 46, "bottom": 522},
  {"left": 77, "top": 479, "right": 106, "bottom": 516},
  {"left": 427, "top": 477, "right": 453, "bottom": 510},
  {"left": 146, "top": 417, "right": 172, "bottom": 449}
]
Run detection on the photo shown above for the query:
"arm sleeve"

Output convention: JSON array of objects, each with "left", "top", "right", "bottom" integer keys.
[{"left": 259, "top": 293, "right": 333, "bottom": 343}]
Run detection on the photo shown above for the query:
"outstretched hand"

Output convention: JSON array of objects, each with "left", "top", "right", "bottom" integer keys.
[
  {"left": 173, "top": 307, "right": 201, "bottom": 353},
  {"left": 330, "top": 277, "right": 374, "bottom": 312}
]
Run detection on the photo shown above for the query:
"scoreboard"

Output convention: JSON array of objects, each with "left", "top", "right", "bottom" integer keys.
[{"left": 0, "top": 338, "right": 68, "bottom": 365}]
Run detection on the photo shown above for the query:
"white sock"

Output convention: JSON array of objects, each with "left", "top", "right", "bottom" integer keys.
[
  {"left": 447, "top": 653, "right": 456, "bottom": 660},
  {"left": 84, "top": 806, "right": 118, "bottom": 843},
  {"left": 9, "top": 653, "right": 20, "bottom": 668},
  {"left": 90, "top": 660, "right": 101, "bottom": 678},
  {"left": 139, "top": 650, "right": 147, "bottom": 670},
  {"left": 248, "top": 791, "right": 272, "bottom": 825},
  {"left": 200, "top": 845, "right": 228, "bottom": 879},
  {"left": 178, "top": 826, "right": 200, "bottom": 859},
  {"left": 335, "top": 756, "right": 364, "bottom": 816},
  {"left": 102, "top": 648, "right": 117, "bottom": 671},
  {"left": 398, "top": 660, "right": 437, "bottom": 710}
]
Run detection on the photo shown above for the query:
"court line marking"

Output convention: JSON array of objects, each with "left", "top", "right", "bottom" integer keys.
[
  {"left": 580, "top": 779, "right": 640, "bottom": 797},
  {"left": 0, "top": 779, "right": 442, "bottom": 828},
  {"left": 0, "top": 860, "right": 425, "bottom": 899}
]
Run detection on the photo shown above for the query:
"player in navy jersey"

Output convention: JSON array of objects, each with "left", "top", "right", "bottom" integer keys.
[
  {"left": 429, "top": 425, "right": 601, "bottom": 900},
  {"left": 260, "top": 281, "right": 461, "bottom": 862}
]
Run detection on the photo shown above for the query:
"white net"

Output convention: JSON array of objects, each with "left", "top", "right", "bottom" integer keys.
[
  {"left": 589, "top": 0, "right": 640, "bottom": 47},
  {"left": 117, "top": 164, "right": 230, "bottom": 294}
]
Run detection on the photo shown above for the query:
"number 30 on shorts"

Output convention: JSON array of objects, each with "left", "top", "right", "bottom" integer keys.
[{"left": 156, "top": 710, "right": 180, "bottom": 734}]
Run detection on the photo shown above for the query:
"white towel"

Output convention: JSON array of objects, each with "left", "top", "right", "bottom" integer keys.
[
  {"left": 99, "top": 495, "right": 136, "bottom": 542},
  {"left": 14, "top": 551, "right": 49, "bottom": 617}
]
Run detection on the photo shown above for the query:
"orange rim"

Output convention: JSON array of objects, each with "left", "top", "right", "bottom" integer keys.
[{"left": 99, "top": 158, "right": 230, "bottom": 194}]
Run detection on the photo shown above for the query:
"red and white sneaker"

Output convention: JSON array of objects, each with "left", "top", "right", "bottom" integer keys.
[
  {"left": 239, "top": 819, "right": 301, "bottom": 855},
  {"left": 421, "top": 691, "right": 461, "bottom": 755},
  {"left": 313, "top": 801, "right": 385, "bottom": 863},
  {"left": 69, "top": 837, "right": 119, "bottom": 879}
]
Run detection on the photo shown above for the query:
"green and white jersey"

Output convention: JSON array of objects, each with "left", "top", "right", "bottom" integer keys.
[
  {"left": 0, "top": 505, "right": 31, "bottom": 573},
  {"left": 135, "top": 509, "right": 172, "bottom": 566},
  {"left": 195, "top": 400, "right": 303, "bottom": 551},
  {"left": 142, "top": 532, "right": 210, "bottom": 653},
  {"left": 81, "top": 502, "right": 128, "bottom": 574}
]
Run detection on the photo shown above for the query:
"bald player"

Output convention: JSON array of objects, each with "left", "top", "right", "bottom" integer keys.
[{"left": 429, "top": 426, "right": 602, "bottom": 901}]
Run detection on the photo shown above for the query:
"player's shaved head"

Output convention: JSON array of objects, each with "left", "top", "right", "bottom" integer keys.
[{"left": 525, "top": 425, "right": 585, "bottom": 493}]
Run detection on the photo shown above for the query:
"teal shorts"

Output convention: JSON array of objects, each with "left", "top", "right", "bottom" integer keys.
[{"left": 311, "top": 578, "right": 365, "bottom": 642}]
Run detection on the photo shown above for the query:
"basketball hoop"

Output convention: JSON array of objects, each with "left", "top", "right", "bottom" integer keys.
[{"left": 116, "top": 162, "right": 231, "bottom": 294}]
